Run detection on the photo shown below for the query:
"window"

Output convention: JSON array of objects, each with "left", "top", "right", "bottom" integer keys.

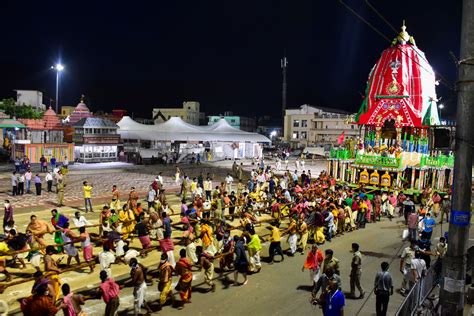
[
  {"left": 301, "top": 131, "right": 307, "bottom": 139},
  {"left": 302, "top": 120, "right": 307, "bottom": 127},
  {"left": 292, "top": 131, "right": 299, "bottom": 139},
  {"left": 293, "top": 120, "right": 300, "bottom": 127},
  {"left": 351, "top": 125, "right": 355, "bottom": 129}
]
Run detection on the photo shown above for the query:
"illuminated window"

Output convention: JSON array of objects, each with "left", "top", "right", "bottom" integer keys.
[{"left": 292, "top": 131, "right": 299, "bottom": 139}]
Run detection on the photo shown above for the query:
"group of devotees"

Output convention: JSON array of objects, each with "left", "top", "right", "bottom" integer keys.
[{"left": 1, "top": 157, "right": 450, "bottom": 316}]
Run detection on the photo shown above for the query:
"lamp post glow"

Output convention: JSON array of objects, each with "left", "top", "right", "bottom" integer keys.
[
  {"left": 438, "top": 103, "right": 445, "bottom": 121},
  {"left": 51, "top": 63, "right": 64, "bottom": 113},
  {"left": 270, "top": 130, "right": 277, "bottom": 143}
]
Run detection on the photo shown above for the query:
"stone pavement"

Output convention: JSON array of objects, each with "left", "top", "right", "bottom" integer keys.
[{"left": 0, "top": 169, "right": 176, "bottom": 210}]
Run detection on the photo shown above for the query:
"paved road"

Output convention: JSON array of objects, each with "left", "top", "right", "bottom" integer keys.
[{"left": 49, "top": 215, "right": 456, "bottom": 316}]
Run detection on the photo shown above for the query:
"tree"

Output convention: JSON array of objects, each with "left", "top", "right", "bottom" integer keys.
[{"left": 0, "top": 98, "right": 44, "bottom": 119}]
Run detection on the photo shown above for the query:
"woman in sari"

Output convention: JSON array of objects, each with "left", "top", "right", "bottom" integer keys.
[{"left": 175, "top": 249, "right": 193, "bottom": 309}]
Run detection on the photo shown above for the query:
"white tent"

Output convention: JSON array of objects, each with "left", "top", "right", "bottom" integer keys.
[{"left": 117, "top": 116, "right": 270, "bottom": 143}]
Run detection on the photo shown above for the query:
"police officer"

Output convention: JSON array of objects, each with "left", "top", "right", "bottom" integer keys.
[
  {"left": 57, "top": 179, "right": 65, "bottom": 207},
  {"left": 349, "top": 242, "right": 365, "bottom": 299}
]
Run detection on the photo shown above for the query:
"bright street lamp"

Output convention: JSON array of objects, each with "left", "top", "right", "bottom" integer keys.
[
  {"left": 438, "top": 103, "right": 444, "bottom": 121},
  {"left": 51, "top": 63, "right": 64, "bottom": 113}
]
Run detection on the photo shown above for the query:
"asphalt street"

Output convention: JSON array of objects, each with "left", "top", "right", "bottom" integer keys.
[{"left": 44, "top": 216, "right": 451, "bottom": 316}]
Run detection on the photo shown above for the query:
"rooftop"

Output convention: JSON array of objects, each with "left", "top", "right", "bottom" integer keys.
[
  {"left": 73, "top": 117, "right": 118, "bottom": 128},
  {"left": 286, "top": 104, "right": 350, "bottom": 115}
]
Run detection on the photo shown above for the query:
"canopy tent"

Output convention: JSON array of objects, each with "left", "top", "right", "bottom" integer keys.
[{"left": 117, "top": 116, "right": 271, "bottom": 143}]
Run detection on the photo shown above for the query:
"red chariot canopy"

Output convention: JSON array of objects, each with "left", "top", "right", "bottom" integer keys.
[{"left": 355, "top": 24, "right": 440, "bottom": 128}]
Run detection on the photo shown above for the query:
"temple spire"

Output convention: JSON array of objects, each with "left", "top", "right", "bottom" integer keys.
[{"left": 392, "top": 21, "right": 416, "bottom": 46}]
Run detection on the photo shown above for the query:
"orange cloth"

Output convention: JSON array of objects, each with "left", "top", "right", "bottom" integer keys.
[
  {"left": 22, "top": 295, "right": 59, "bottom": 316},
  {"left": 200, "top": 224, "right": 213, "bottom": 248},
  {"left": 303, "top": 249, "right": 323, "bottom": 271}
]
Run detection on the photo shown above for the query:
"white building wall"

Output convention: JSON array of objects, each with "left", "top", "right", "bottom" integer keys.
[{"left": 15, "top": 90, "right": 46, "bottom": 111}]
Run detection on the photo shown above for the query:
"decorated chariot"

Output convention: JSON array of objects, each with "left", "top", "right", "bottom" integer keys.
[{"left": 328, "top": 23, "right": 454, "bottom": 195}]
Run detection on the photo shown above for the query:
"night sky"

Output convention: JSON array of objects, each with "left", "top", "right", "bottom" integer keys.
[{"left": 0, "top": 0, "right": 462, "bottom": 119}]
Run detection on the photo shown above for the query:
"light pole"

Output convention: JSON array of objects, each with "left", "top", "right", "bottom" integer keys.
[
  {"left": 270, "top": 130, "right": 277, "bottom": 144},
  {"left": 438, "top": 103, "right": 445, "bottom": 122},
  {"left": 51, "top": 63, "right": 64, "bottom": 113}
]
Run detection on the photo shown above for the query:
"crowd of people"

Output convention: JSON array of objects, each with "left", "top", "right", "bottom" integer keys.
[
  {"left": 0, "top": 156, "right": 450, "bottom": 316},
  {"left": 10, "top": 155, "right": 68, "bottom": 197}
]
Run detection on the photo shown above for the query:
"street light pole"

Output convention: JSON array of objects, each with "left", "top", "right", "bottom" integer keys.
[
  {"left": 55, "top": 70, "right": 59, "bottom": 113},
  {"left": 51, "top": 63, "right": 64, "bottom": 113},
  {"left": 440, "top": 0, "right": 474, "bottom": 314}
]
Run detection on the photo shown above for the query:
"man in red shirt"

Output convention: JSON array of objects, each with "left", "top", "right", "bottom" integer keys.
[{"left": 407, "top": 209, "right": 419, "bottom": 242}]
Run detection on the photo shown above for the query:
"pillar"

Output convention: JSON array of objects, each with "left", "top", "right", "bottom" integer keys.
[
  {"left": 375, "top": 126, "right": 382, "bottom": 146},
  {"left": 438, "top": 170, "right": 445, "bottom": 191},
  {"left": 410, "top": 169, "right": 416, "bottom": 190},
  {"left": 396, "top": 127, "right": 402, "bottom": 144},
  {"left": 431, "top": 170, "right": 437, "bottom": 189},
  {"left": 418, "top": 170, "right": 425, "bottom": 190},
  {"left": 397, "top": 172, "right": 402, "bottom": 187}
]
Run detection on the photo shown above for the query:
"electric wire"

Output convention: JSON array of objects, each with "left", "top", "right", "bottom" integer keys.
[
  {"left": 337, "top": 0, "right": 455, "bottom": 91},
  {"left": 364, "top": 0, "right": 398, "bottom": 34}
]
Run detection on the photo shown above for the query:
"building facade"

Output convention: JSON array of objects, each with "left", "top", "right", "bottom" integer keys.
[
  {"left": 284, "top": 104, "right": 359, "bottom": 148},
  {"left": 208, "top": 112, "right": 256, "bottom": 132},
  {"left": 152, "top": 101, "right": 204, "bottom": 125},
  {"left": 73, "top": 117, "right": 120, "bottom": 163},
  {"left": 15, "top": 107, "right": 73, "bottom": 163},
  {"left": 15, "top": 90, "right": 46, "bottom": 111},
  {"left": 60, "top": 106, "right": 75, "bottom": 119}
]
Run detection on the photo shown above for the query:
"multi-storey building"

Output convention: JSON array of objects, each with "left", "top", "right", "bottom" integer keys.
[
  {"left": 284, "top": 104, "right": 359, "bottom": 148},
  {"left": 152, "top": 101, "right": 204, "bottom": 125}
]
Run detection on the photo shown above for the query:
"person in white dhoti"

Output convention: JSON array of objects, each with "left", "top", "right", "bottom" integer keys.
[{"left": 130, "top": 258, "right": 152, "bottom": 315}]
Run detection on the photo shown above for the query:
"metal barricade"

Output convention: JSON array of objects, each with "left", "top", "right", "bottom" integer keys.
[
  {"left": 396, "top": 280, "right": 421, "bottom": 316},
  {"left": 419, "top": 264, "right": 437, "bottom": 302},
  {"left": 395, "top": 264, "right": 439, "bottom": 316}
]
